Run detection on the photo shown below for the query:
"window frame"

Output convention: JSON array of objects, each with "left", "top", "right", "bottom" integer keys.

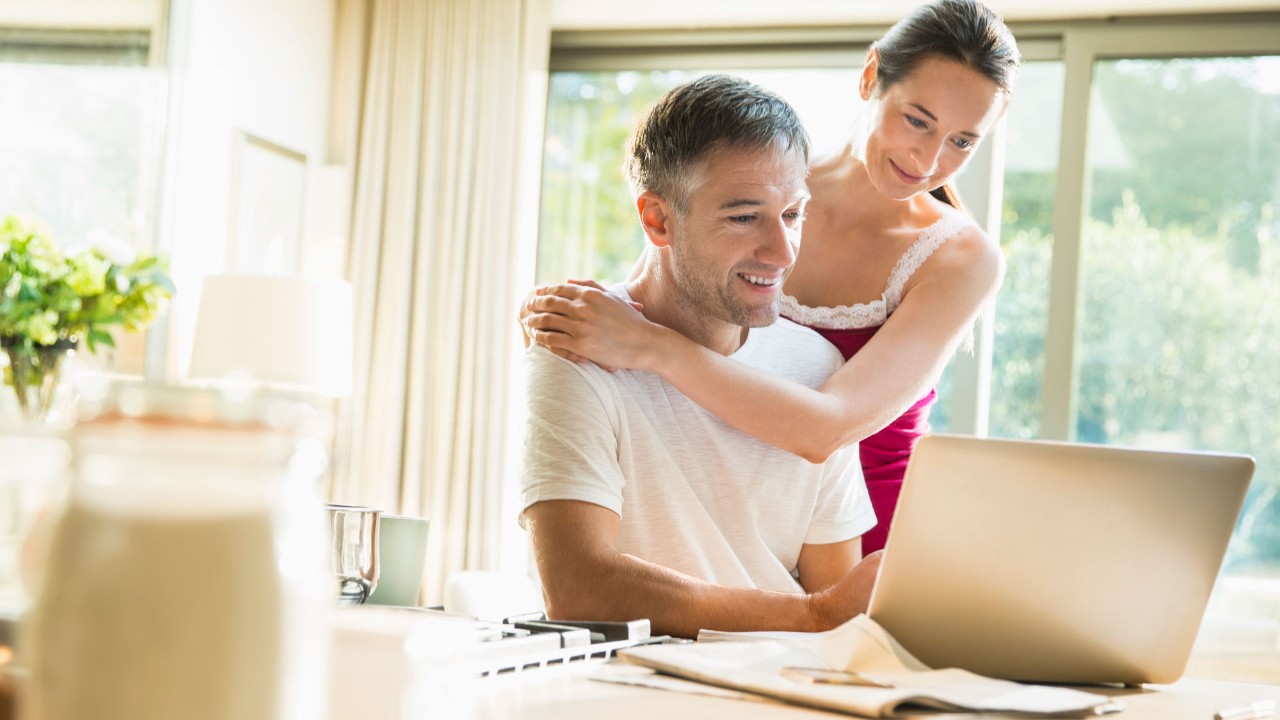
[
  {"left": 0, "top": 28, "right": 153, "bottom": 66},
  {"left": 545, "top": 13, "right": 1280, "bottom": 439}
]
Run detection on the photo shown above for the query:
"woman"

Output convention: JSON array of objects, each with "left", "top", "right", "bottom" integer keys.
[{"left": 523, "top": 0, "right": 1020, "bottom": 555}]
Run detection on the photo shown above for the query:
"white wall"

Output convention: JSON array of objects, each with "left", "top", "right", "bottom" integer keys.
[
  {"left": 158, "top": 0, "right": 337, "bottom": 378},
  {"left": 550, "top": 0, "right": 1280, "bottom": 30}
]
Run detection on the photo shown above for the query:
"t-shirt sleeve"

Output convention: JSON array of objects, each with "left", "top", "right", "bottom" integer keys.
[
  {"left": 804, "top": 444, "right": 876, "bottom": 545},
  {"left": 519, "top": 347, "right": 626, "bottom": 527}
]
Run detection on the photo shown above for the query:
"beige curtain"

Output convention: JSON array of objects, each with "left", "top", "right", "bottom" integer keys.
[{"left": 332, "top": 0, "right": 549, "bottom": 605}]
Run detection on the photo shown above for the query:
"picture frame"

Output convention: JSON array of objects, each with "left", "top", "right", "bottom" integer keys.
[{"left": 228, "top": 130, "right": 307, "bottom": 274}]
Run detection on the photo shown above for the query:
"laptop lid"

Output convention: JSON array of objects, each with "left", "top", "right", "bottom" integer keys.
[{"left": 867, "top": 434, "right": 1254, "bottom": 685}]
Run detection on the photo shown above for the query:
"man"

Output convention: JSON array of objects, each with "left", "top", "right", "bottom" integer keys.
[{"left": 521, "top": 74, "right": 881, "bottom": 638}]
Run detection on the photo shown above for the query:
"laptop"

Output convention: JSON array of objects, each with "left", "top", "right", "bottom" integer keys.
[{"left": 867, "top": 434, "right": 1254, "bottom": 685}]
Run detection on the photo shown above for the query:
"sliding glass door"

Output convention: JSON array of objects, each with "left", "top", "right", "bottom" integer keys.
[{"left": 534, "top": 21, "right": 1280, "bottom": 672}]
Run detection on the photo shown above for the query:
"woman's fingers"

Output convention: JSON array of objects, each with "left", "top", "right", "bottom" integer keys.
[
  {"left": 527, "top": 292, "right": 577, "bottom": 316},
  {"left": 526, "top": 326, "right": 589, "bottom": 364},
  {"left": 534, "top": 281, "right": 616, "bottom": 303},
  {"left": 528, "top": 328, "right": 616, "bottom": 370},
  {"left": 534, "top": 282, "right": 591, "bottom": 298},
  {"left": 522, "top": 281, "right": 620, "bottom": 362},
  {"left": 524, "top": 280, "right": 651, "bottom": 371},
  {"left": 567, "top": 278, "right": 609, "bottom": 292},
  {"left": 528, "top": 286, "right": 625, "bottom": 322},
  {"left": 546, "top": 345, "right": 589, "bottom": 364},
  {"left": 524, "top": 308, "right": 575, "bottom": 334}
]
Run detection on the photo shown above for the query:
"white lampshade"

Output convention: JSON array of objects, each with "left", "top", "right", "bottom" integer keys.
[{"left": 188, "top": 274, "right": 354, "bottom": 397}]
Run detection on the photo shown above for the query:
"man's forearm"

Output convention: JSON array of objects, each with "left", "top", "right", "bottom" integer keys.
[
  {"left": 540, "top": 549, "right": 823, "bottom": 638},
  {"left": 524, "top": 500, "right": 876, "bottom": 638}
]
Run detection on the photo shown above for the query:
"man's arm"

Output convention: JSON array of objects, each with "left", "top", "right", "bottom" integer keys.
[
  {"left": 525, "top": 499, "right": 880, "bottom": 638},
  {"left": 796, "top": 537, "right": 861, "bottom": 594}
]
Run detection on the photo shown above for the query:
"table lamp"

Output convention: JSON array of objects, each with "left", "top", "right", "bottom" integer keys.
[{"left": 187, "top": 274, "right": 354, "bottom": 398}]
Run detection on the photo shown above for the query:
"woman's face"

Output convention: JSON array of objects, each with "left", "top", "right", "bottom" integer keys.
[{"left": 859, "top": 53, "right": 1006, "bottom": 202}]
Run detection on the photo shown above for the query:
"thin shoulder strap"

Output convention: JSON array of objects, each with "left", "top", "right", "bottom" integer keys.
[{"left": 883, "top": 217, "right": 969, "bottom": 313}]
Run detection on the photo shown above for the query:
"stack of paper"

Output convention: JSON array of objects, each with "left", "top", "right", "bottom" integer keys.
[{"left": 613, "top": 616, "right": 1121, "bottom": 718}]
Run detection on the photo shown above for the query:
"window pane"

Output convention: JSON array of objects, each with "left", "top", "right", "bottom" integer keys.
[
  {"left": 537, "top": 68, "right": 860, "bottom": 285},
  {"left": 0, "top": 49, "right": 166, "bottom": 377},
  {"left": 1077, "top": 58, "right": 1280, "bottom": 577},
  {"left": 0, "top": 64, "right": 165, "bottom": 249},
  {"left": 986, "top": 61, "right": 1065, "bottom": 439}
]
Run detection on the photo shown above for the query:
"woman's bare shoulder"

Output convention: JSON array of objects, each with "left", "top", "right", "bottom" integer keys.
[{"left": 922, "top": 209, "right": 1005, "bottom": 287}]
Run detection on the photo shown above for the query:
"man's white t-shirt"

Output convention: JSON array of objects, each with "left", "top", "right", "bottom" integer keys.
[{"left": 520, "top": 310, "right": 875, "bottom": 594}]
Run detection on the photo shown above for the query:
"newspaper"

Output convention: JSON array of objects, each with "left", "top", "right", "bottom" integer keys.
[{"left": 612, "top": 615, "right": 1123, "bottom": 718}]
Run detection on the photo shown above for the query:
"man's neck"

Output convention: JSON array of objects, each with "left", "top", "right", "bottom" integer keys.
[{"left": 626, "top": 261, "right": 747, "bottom": 358}]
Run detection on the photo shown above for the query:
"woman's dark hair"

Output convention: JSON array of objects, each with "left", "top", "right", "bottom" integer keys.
[{"left": 872, "top": 0, "right": 1021, "bottom": 209}]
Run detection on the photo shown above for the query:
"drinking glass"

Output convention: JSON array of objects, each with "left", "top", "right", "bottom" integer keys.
[{"left": 326, "top": 504, "right": 380, "bottom": 604}]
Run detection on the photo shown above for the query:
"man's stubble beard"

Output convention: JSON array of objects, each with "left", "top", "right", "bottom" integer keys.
[{"left": 669, "top": 235, "right": 782, "bottom": 330}]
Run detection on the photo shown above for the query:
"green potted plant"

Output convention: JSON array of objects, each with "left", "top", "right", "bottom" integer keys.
[{"left": 0, "top": 215, "right": 175, "bottom": 420}]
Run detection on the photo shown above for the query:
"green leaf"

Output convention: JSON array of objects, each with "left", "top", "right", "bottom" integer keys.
[
  {"left": 0, "top": 213, "right": 172, "bottom": 362},
  {"left": 87, "top": 328, "right": 116, "bottom": 350},
  {"left": 16, "top": 281, "right": 39, "bottom": 302}
]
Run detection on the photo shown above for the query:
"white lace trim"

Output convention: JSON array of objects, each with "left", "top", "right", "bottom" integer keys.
[
  {"left": 781, "top": 293, "right": 887, "bottom": 330},
  {"left": 781, "top": 216, "right": 969, "bottom": 330}
]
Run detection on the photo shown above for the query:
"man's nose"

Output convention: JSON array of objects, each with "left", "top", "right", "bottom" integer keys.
[{"left": 757, "top": 217, "right": 798, "bottom": 268}]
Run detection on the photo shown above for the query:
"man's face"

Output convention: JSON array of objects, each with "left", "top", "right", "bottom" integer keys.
[{"left": 666, "top": 144, "right": 809, "bottom": 328}]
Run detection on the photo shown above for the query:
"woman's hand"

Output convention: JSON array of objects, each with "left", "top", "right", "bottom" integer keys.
[{"left": 522, "top": 280, "right": 658, "bottom": 372}]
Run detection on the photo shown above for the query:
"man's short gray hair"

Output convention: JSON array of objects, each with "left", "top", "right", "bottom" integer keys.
[{"left": 622, "top": 74, "right": 811, "bottom": 214}]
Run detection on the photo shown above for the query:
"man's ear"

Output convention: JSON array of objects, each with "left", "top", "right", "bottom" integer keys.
[
  {"left": 636, "top": 191, "right": 675, "bottom": 248},
  {"left": 859, "top": 48, "right": 880, "bottom": 101}
]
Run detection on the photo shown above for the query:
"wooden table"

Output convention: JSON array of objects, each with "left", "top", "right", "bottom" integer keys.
[
  {"left": 331, "top": 607, "right": 1280, "bottom": 719},
  {"left": 460, "top": 659, "right": 1280, "bottom": 719}
]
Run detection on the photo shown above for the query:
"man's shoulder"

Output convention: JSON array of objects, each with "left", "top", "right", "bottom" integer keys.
[
  {"left": 525, "top": 346, "right": 620, "bottom": 399},
  {"left": 738, "top": 317, "right": 844, "bottom": 385},
  {"left": 759, "top": 316, "right": 836, "bottom": 348}
]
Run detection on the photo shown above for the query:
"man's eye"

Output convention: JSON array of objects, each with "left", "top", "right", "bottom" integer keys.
[
  {"left": 784, "top": 211, "right": 807, "bottom": 224},
  {"left": 728, "top": 215, "right": 755, "bottom": 224}
]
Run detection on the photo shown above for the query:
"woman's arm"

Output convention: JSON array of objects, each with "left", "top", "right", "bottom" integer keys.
[{"left": 526, "top": 233, "right": 1003, "bottom": 462}]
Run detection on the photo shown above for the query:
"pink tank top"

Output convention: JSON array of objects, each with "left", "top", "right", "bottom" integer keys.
[{"left": 780, "top": 216, "right": 966, "bottom": 555}]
